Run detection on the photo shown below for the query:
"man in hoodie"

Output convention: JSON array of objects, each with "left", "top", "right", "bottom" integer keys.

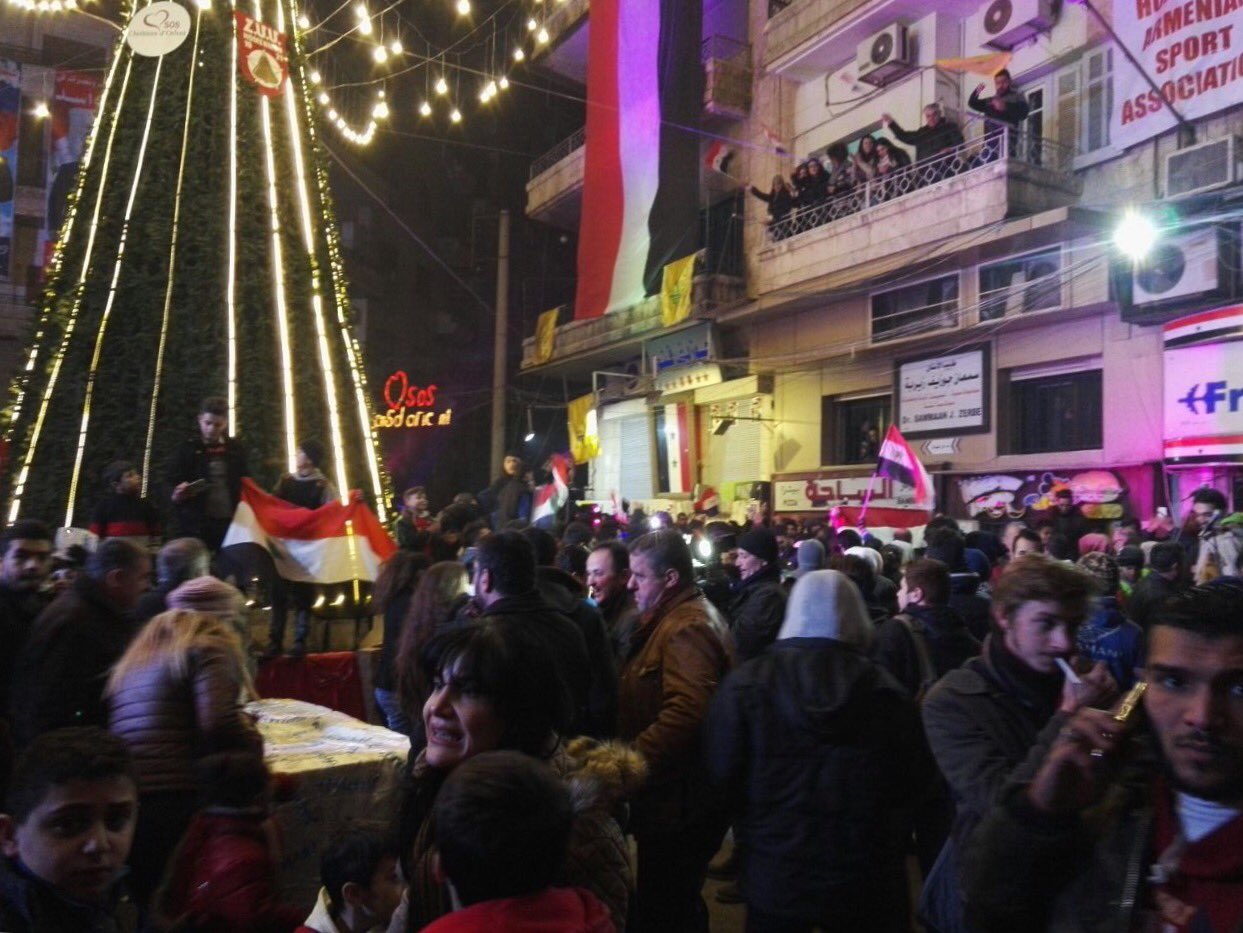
[
  {"left": 523, "top": 528, "right": 616, "bottom": 738},
  {"left": 728, "top": 527, "right": 787, "bottom": 664},
  {"left": 707, "top": 570, "right": 931, "bottom": 932},
  {"left": 924, "top": 526, "right": 992, "bottom": 642}
]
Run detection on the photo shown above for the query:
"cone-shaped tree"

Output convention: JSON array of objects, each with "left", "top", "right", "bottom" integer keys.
[{"left": 3, "top": 0, "right": 390, "bottom": 529}]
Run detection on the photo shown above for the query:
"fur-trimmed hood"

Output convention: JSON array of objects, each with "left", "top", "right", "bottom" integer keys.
[{"left": 549, "top": 737, "right": 647, "bottom": 815}]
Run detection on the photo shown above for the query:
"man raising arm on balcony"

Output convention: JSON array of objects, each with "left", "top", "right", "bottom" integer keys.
[{"left": 881, "top": 104, "right": 964, "bottom": 164}]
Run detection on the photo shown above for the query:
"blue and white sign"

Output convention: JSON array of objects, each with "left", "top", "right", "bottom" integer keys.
[{"left": 1163, "top": 340, "right": 1243, "bottom": 460}]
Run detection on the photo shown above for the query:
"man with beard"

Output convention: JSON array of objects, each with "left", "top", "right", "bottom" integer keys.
[
  {"left": 965, "top": 584, "right": 1243, "bottom": 932},
  {"left": 586, "top": 541, "right": 639, "bottom": 669}
]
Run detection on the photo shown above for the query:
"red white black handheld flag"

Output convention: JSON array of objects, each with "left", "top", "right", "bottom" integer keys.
[{"left": 875, "top": 425, "right": 935, "bottom": 511}]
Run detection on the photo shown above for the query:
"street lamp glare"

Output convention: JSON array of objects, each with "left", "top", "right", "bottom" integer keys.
[{"left": 1114, "top": 210, "right": 1159, "bottom": 261}]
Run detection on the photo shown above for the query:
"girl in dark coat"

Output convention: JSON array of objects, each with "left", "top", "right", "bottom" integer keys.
[{"left": 748, "top": 174, "right": 794, "bottom": 226}]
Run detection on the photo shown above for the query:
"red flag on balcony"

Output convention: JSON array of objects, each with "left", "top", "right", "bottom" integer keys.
[{"left": 573, "top": 0, "right": 702, "bottom": 320}]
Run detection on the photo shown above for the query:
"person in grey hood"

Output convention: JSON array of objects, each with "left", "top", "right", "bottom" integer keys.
[{"left": 705, "top": 570, "right": 932, "bottom": 933}]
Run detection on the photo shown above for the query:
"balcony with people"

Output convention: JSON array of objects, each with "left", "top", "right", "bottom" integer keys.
[{"left": 752, "top": 97, "right": 1082, "bottom": 300}]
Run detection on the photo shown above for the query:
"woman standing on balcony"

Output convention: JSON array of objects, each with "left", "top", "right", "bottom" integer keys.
[
  {"left": 872, "top": 137, "right": 911, "bottom": 204},
  {"left": 852, "top": 134, "right": 880, "bottom": 179},
  {"left": 749, "top": 174, "right": 794, "bottom": 234}
]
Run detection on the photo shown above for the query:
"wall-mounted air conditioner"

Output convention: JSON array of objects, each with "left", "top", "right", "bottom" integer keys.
[
  {"left": 967, "top": 0, "right": 1058, "bottom": 52},
  {"left": 856, "top": 24, "right": 915, "bottom": 87},
  {"left": 1164, "top": 137, "right": 1238, "bottom": 198},
  {"left": 1133, "top": 226, "right": 1220, "bottom": 306}
]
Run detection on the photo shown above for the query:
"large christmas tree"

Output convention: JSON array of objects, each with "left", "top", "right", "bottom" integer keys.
[{"left": 3, "top": 0, "right": 390, "bottom": 529}]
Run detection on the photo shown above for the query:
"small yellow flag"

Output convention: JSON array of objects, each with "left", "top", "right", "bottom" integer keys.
[
  {"left": 567, "top": 393, "right": 599, "bottom": 463},
  {"left": 660, "top": 253, "right": 699, "bottom": 328},
  {"left": 533, "top": 307, "right": 560, "bottom": 365},
  {"left": 934, "top": 51, "right": 1014, "bottom": 76}
]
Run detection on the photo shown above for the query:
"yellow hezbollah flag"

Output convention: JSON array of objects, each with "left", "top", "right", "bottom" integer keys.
[
  {"left": 533, "top": 307, "right": 560, "bottom": 365},
  {"left": 567, "top": 393, "right": 599, "bottom": 463},
  {"left": 935, "top": 51, "right": 1013, "bottom": 76},
  {"left": 660, "top": 253, "right": 698, "bottom": 328}
]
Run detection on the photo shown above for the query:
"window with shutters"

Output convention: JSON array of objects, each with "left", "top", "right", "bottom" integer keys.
[
  {"left": 1055, "top": 47, "right": 1113, "bottom": 159},
  {"left": 870, "top": 274, "right": 959, "bottom": 343},
  {"left": 1001, "top": 368, "right": 1102, "bottom": 454},
  {"left": 978, "top": 247, "right": 1063, "bottom": 321}
]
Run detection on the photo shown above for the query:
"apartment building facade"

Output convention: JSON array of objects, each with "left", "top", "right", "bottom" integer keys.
[{"left": 522, "top": 0, "right": 1243, "bottom": 529}]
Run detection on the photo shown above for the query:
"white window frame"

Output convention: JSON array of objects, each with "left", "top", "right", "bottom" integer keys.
[
  {"left": 868, "top": 271, "right": 962, "bottom": 345},
  {"left": 1055, "top": 46, "right": 1120, "bottom": 168},
  {"left": 976, "top": 245, "right": 1064, "bottom": 323}
]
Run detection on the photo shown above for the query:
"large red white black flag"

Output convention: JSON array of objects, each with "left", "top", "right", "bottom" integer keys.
[{"left": 573, "top": 0, "right": 702, "bottom": 320}]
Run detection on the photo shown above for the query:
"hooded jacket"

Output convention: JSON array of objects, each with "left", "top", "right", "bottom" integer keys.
[
  {"left": 707, "top": 570, "right": 931, "bottom": 926},
  {"left": 399, "top": 739, "right": 643, "bottom": 932},
  {"left": 420, "top": 888, "right": 614, "bottom": 933},
  {"left": 534, "top": 567, "right": 618, "bottom": 739}
]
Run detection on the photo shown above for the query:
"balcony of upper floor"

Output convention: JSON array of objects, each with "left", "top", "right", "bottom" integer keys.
[
  {"left": 519, "top": 207, "right": 747, "bottom": 376},
  {"left": 526, "top": 0, "right": 591, "bottom": 84},
  {"left": 526, "top": 36, "right": 753, "bottom": 229},
  {"left": 751, "top": 127, "right": 1083, "bottom": 303}
]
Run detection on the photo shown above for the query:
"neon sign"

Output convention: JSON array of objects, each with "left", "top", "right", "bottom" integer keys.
[{"left": 373, "top": 370, "right": 453, "bottom": 430}]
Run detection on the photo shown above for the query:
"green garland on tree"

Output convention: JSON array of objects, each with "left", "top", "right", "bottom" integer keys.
[{"left": 3, "top": 0, "right": 392, "bottom": 530}]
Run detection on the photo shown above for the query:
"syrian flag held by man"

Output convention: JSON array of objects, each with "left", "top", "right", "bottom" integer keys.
[
  {"left": 222, "top": 479, "right": 397, "bottom": 582},
  {"left": 532, "top": 452, "right": 572, "bottom": 527},
  {"left": 573, "top": 0, "right": 702, "bottom": 319},
  {"left": 876, "top": 425, "right": 935, "bottom": 511}
]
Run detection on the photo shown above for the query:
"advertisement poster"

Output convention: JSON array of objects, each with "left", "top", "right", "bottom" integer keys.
[
  {"left": 895, "top": 344, "right": 990, "bottom": 438},
  {"left": 773, "top": 472, "right": 929, "bottom": 528},
  {"left": 0, "top": 59, "right": 21, "bottom": 282},
  {"left": 41, "top": 70, "right": 102, "bottom": 268},
  {"left": 235, "top": 11, "right": 289, "bottom": 97},
  {"left": 1110, "top": 0, "right": 1243, "bottom": 150},
  {"left": 1163, "top": 339, "right": 1243, "bottom": 460},
  {"left": 955, "top": 469, "right": 1128, "bottom": 520}
]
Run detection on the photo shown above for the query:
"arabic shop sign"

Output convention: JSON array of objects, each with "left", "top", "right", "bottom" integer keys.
[
  {"left": 895, "top": 344, "right": 990, "bottom": 438},
  {"left": 774, "top": 473, "right": 920, "bottom": 512},
  {"left": 372, "top": 371, "right": 453, "bottom": 430}
]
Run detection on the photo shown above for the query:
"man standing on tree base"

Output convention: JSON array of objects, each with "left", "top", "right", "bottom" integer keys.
[{"left": 167, "top": 397, "right": 248, "bottom": 553}]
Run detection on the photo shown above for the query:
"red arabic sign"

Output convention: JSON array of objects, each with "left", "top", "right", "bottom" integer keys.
[
  {"left": 373, "top": 371, "right": 451, "bottom": 430},
  {"left": 234, "top": 11, "right": 287, "bottom": 97}
]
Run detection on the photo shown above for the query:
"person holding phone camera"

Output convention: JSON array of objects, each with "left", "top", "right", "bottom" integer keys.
[
  {"left": 964, "top": 583, "right": 1243, "bottom": 933},
  {"left": 1183, "top": 488, "right": 1242, "bottom": 586},
  {"left": 167, "top": 397, "right": 249, "bottom": 553}
]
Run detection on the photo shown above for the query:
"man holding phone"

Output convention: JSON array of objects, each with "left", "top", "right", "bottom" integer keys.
[
  {"left": 965, "top": 584, "right": 1243, "bottom": 932},
  {"left": 167, "top": 396, "right": 248, "bottom": 552},
  {"left": 1184, "top": 488, "right": 1242, "bottom": 585}
]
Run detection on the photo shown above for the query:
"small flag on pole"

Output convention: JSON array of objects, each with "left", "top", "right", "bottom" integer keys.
[
  {"left": 875, "top": 425, "right": 935, "bottom": 511},
  {"left": 761, "top": 124, "right": 789, "bottom": 156},
  {"left": 532, "top": 452, "right": 572, "bottom": 526},
  {"left": 704, "top": 140, "right": 735, "bottom": 174}
]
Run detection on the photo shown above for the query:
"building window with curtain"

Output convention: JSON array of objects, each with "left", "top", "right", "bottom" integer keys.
[{"left": 822, "top": 394, "right": 891, "bottom": 465}]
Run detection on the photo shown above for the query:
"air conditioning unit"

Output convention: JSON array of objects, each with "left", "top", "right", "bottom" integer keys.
[
  {"left": 967, "top": 0, "right": 1058, "bottom": 51},
  {"left": 856, "top": 24, "right": 915, "bottom": 87},
  {"left": 1133, "top": 227, "right": 1220, "bottom": 305},
  {"left": 1163, "top": 137, "right": 1238, "bottom": 198}
]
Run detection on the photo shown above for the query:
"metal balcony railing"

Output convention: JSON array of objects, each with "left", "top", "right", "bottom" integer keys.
[
  {"left": 529, "top": 126, "right": 587, "bottom": 180},
  {"left": 766, "top": 129, "right": 1076, "bottom": 242}
]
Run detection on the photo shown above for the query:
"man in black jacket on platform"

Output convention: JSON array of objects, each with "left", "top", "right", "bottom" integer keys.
[
  {"left": 166, "top": 396, "right": 248, "bottom": 552},
  {"left": 882, "top": 103, "right": 965, "bottom": 164}
]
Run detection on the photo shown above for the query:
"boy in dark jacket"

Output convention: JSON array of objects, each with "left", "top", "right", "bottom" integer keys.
[
  {"left": 0, "top": 728, "right": 140, "bottom": 933},
  {"left": 88, "top": 461, "right": 161, "bottom": 547}
]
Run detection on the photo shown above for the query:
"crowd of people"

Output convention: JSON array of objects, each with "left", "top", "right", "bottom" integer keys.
[
  {"left": 2, "top": 405, "right": 1243, "bottom": 932},
  {"left": 751, "top": 72, "right": 1032, "bottom": 240}
]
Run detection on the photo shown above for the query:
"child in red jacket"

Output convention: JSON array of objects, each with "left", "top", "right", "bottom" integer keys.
[
  {"left": 420, "top": 751, "right": 613, "bottom": 933},
  {"left": 152, "top": 753, "right": 304, "bottom": 932}
]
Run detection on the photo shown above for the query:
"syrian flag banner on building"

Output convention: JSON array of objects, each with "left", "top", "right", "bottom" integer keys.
[
  {"left": 222, "top": 479, "right": 396, "bottom": 582},
  {"left": 876, "top": 425, "right": 935, "bottom": 511},
  {"left": 573, "top": 0, "right": 702, "bottom": 320},
  {"left": 532, "top": 452, "right": 572, "bottom": 526}
]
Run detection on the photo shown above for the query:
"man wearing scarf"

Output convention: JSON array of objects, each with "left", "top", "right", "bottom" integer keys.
[{"left": 921, "top": 555, "right": 1115, "bottom": 931}]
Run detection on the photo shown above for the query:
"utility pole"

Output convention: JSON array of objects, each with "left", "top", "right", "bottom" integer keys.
[{"left": 490, "top": 209, "right": 511, "bottom": 479}]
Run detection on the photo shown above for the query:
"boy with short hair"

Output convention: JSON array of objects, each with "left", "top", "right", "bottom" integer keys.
[
  {"left": 88, "top": 460, "right": 161, "bottom": 547},
  {"left": 0, "top": 727, "right": 139, "bottom": 932},
  {"left": 299, "top": 824, "right": 404, "bottom": 933},
  {"left": 393, "top": 486, "right": 432, "bottom": 550},
  {"left": 422, "top": 751, "right": 613, "bottom": 932}
]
